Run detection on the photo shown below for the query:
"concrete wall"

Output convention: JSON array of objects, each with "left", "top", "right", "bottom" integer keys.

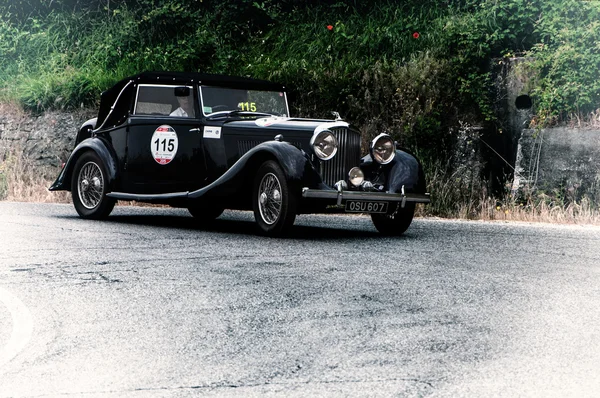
[
  {"left": 487, "top": 57, "right": 600, "bottom": 203},
  {"left": 513, "top": 128, "right": 600, "bottom": 200},
  {"left": 491, "top": 57, "right": 535, "bottom": 162},
  {"left": 487, "top": 57, "right": 536, "bottom": 192}
]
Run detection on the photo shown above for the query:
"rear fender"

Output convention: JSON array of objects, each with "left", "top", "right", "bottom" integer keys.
[
  {"left": 74, "top": 118, "right": 98, "bottom": 145},
  {"left": 48, "top": 137, "right": 118, "bottom": 192}
]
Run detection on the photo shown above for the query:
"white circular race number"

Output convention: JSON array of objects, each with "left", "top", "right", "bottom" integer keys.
[{"left": 151, "top": 125, "right": 178, "bottom": 165}]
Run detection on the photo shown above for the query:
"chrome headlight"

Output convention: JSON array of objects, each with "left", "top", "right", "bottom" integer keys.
[
  {"left": 370, "top": 133, "right": 395, "bottom": 164},
  {"left": 348, "top": 167, "right": 364, "bottom": 187},
  {"left": 311, "top": 130, "right": 338, "bottom": 160}
]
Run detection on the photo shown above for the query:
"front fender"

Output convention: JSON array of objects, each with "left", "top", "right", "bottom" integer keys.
[
  {"left": 188, "top": 140, "right": 313, "bottom": 199},
  {"left": 48, "top": 137, "right": 118, "bottom": 192},
  {"left": 361, "top": 149, "right": 426, "bottom": 194}
]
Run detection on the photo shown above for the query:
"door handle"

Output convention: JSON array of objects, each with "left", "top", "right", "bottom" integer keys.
[{"left": 189, "top": 128, "right": 201, "bottom": 133}]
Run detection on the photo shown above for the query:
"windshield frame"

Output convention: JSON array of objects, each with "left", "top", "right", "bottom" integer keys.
[{"left": 199, "top": 85, "right": 290, "bottom": 118}]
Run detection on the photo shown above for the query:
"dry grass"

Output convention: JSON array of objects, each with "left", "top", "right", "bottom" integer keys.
[
  {"left": 418, "top": 163, "right": 600, "bottom": 225},
  {"left": 460, "top": 197, "right": 600, "bottom": 225},
  {"left": 0, "top": 103, "right": 70, "bottom": 203},
  {"left": 414, "top": 197, "right": 600, "bottom": 225},
  {"left": 0, "top": 149, "right": 71, "bottom": 203}
]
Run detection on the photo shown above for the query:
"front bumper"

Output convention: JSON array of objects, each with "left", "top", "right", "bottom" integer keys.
[{"left": 302, "top": 186, "right": 430, "bottom": 208}]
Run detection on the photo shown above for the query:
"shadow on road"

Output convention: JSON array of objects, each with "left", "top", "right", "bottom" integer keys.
[{"left": 55, "top": 209, "right": 415, "bottom": 241}]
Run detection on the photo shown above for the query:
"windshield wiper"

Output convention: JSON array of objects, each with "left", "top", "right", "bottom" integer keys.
[{"left": 205, "top": 110, "right": 275, "bottom": 120}]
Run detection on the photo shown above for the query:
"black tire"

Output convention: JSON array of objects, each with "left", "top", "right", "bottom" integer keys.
[
  {"left": 188, "top": 201, "right": 224, "bottom": 222},
  {"left": 371, "top": 203, "right": 415, "bottom": 236},
  {"left": 252, "top": 160, "right": 297, "bottom": 236},
  {"left": 71, "top": 151, "right": 116, "bottom": 219}
]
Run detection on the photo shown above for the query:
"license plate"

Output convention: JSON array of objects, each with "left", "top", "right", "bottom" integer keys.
[{"left": 345, "top": 200, "right": 389, "bottom": 213}]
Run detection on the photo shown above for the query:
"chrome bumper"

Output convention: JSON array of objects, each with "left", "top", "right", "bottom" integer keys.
[{"left": 302, "top": 187, "right": 431, "bottom": 208}]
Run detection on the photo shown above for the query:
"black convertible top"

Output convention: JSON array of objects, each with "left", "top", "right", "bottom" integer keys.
[{"left": 97, "top": 71, "right": 286, "bottom": 128}]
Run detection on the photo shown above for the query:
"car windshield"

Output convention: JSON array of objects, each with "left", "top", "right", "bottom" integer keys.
[{"left": 200, "top": 86, "right": 289, "bottom": 117}]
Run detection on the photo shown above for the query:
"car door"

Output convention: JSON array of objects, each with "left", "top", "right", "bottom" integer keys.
[{"left": 124, "top": 84, "right": 206, "bottom": 194}]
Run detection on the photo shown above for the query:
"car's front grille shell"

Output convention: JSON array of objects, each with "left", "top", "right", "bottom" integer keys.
[{"left": 320, "top": 127, "right": 361, "bottom": 187}]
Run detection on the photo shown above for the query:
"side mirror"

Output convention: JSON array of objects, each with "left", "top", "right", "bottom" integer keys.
[{"left": 174, "top": 86, "right": 190, "bottom": 97}]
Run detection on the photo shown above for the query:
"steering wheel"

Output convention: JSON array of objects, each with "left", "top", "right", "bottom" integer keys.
[{"left": 210, "top": 105, "right": 230, "bottom": 112}]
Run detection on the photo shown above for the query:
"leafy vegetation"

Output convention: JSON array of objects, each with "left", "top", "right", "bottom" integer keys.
[{"left": 2, "top": 1, "right": 598, "bottom": 128}]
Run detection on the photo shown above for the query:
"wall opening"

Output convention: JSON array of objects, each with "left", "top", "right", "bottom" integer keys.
[{"left": 515, "top": 95, "right": 532, "bottom": 110}]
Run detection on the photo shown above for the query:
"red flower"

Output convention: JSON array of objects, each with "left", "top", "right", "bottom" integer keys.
[
  {"left": 413, "top": 32, "right": 420, "bottom": 39},
  {"left": 327, "top": 25, "right": 334, "bottom": 31}
]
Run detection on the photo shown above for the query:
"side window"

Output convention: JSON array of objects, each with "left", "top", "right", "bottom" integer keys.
[{"left": 134, "top": 85, "right": 195, "bottom": 118}]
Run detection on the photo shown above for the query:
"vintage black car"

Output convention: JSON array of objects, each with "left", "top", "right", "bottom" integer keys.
[{"left": 50, "top": 71, "right": 430, "bottom": 236}]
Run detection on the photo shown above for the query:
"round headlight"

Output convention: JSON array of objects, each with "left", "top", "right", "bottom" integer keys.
[
  {"left": 348, "top": 167, "right": 364, "bottom": 187},
  {"left": 311, "top": 130, "right": 338, "bottom": 160},
  {"left": 370, "top": 134, "right": 395, "bottom": 164}
]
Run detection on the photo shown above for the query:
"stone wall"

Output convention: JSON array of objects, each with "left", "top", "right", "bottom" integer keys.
[{"left": 0, "top": 104, "right": 95, "bottom": 180}]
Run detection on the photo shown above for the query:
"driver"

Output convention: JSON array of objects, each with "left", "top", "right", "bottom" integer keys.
[{"left": 170, "top": 95, "right": 194, "bottom": 117}]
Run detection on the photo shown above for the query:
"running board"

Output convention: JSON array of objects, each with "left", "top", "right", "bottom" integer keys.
[{"left": 107, "top": 191, "right": 189, "bottom": 202}]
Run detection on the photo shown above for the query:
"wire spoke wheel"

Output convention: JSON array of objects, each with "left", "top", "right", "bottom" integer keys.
[
  {"left": 77, "top": 162, "right": 104, "bottom": 209},
  {"left": 252, "top": 160, "right": 297, "bottom": 236},
  {"left": 258, "top": 172, "right": 283, "bottom": 225},
  {"left": 71, "top": 151, "right": 115, "bottom": 219}
]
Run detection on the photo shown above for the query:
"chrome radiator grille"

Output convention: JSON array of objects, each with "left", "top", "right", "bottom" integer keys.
[{"left": 320, "top": 127, "right": 361, "bottom": 187}]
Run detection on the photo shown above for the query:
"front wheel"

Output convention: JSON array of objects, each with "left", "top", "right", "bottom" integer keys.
[
  {"left": 252, "top": 160, "right": 297, "bottom": 236},
  {"left": 371, "top": 203, "right": 415, "bottom": 236},
  {"left": 71, "top": 151, "right": 116, "bottom": 219}
]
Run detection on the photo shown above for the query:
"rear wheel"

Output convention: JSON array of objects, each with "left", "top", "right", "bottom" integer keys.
[
  {"left": 71, "top": 151, "right": 116, "bottom": 219},
  {"left": 371, "top": 203, "right": 415, "bottom": 236},
  {"left": 252, "top": 160, "right": 297, "bottom": 236}
]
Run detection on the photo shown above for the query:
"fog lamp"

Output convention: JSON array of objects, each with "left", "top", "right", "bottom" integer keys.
[{"left": 348, "top": 167, "right": 364, "bottom": 187}]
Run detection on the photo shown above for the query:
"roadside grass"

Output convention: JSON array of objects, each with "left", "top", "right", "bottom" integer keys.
[
  {"left": 0, "top": 149, "right": 70, "bottom": 203},
  {"left": 416, "top": 167, "right": 600, "bottom": 225},
  {"left": 460, "top": 196, "right": 600, "bottom": 225}
]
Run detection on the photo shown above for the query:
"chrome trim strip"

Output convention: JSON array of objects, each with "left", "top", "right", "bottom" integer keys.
[{"left": 302, "top": 188, "right": 431, "bottom": 203}]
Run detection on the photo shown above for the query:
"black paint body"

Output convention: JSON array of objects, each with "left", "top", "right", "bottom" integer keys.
[{"left": 50, "top": 72, "right": 428, "bottom": 215}]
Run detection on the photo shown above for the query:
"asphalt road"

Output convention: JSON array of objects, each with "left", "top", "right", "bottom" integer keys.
[{"left": 1, "top": 202, "right": 599, "bottom": 397}]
